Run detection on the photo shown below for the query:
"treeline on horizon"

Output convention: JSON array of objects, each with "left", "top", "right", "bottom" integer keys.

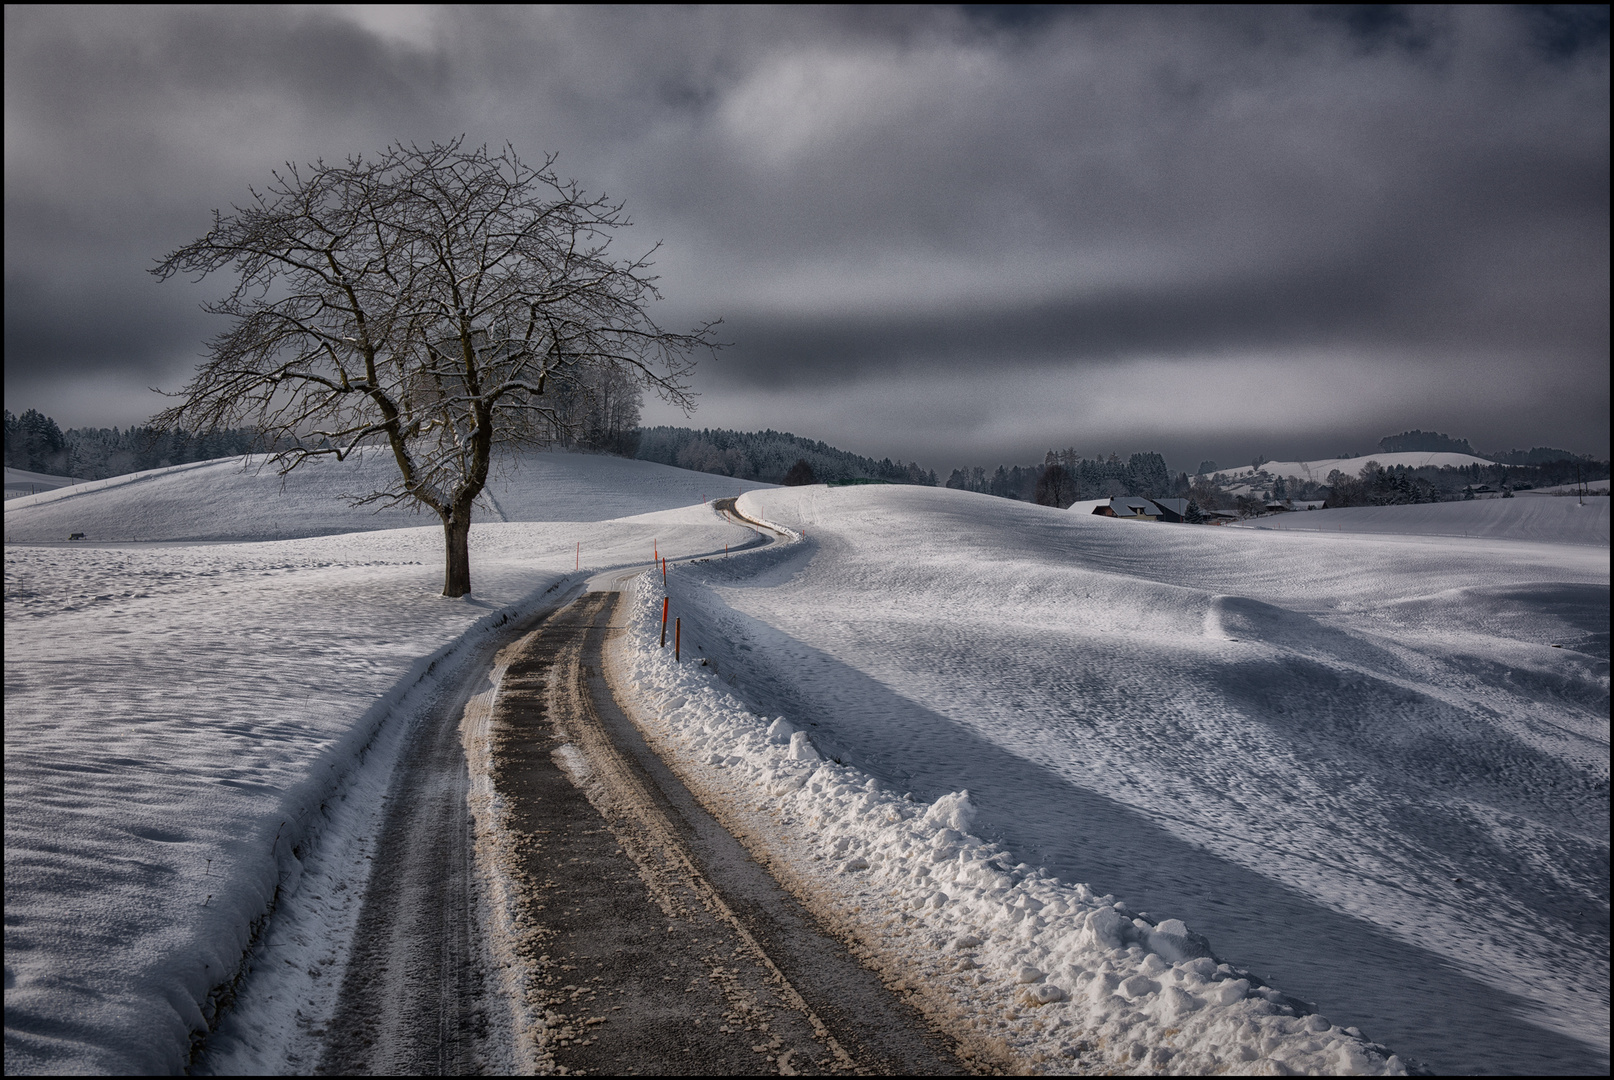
[
  {"left": 4, "top": 408, "right": 268, "bottom": 480},
  {"left": 949, "top": 451, "right": 1183, "bottom": 504},
  {"left": 1365, "top": 429, "right": 1595, "bottom": 467},
  {"left": 5, "top": 410, "right": 1607, "bottom": 505},
  {"left": 635, "top": 426, "right": 938, "bottom": 486}
]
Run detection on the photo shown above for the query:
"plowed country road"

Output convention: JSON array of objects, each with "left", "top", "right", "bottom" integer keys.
[{"left": 315, "top": 519, "right": 968, "bottom": 1074}]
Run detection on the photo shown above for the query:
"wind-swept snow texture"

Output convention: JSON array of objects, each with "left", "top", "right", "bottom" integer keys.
[
  {"left": 2, "top": 449, "right": 772, "bottom": 543},
  {"left": 3, "top": 453, "right": 757, "bottom": 1074},
  {"left": 625, "top": 485, "right": 1607, "bottom": 1075},
  {"left": 1237, "top": 496, "right": 1609, "bottom": 547}
]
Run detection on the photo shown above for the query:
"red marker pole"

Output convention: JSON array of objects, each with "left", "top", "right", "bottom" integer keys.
[
  {"left": 662, "top": 556, "right": 667, "bottom": 588},
  {"left": 575, "top": 541, "right": 579, "bottom": 570},
  {"left": 675, "top": 617, "right": 681, "bottom": 661},
  {"left": 661, "top": 597, "right": 669, "bottom": 648}
]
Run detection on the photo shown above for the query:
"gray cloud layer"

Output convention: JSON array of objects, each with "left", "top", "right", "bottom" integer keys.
[{"left": 5, "top": 5, "right": 1607, "bottom": 469}]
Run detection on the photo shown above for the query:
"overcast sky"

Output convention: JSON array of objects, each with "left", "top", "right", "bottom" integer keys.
[{"left": 5, "top": 5, "right": 1609, "bottom": 473}]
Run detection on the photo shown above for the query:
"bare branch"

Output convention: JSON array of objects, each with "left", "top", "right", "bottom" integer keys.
[{"left": 151, "top": 138, "right": 720, "bottom": 595}]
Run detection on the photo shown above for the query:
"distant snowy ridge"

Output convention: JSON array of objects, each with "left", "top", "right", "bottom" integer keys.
[
  {"left": 1215, "top": 451, "right": 1498, "bottom": 482},
  {"left": 4, "top": 466, "right": 89, "bottom": 498},
  {"left": 615, "top": 571, "right": 1408, "bottom": 1075},
  {"left": 4, "top": 449, "right": 775, "bottom": 543}
]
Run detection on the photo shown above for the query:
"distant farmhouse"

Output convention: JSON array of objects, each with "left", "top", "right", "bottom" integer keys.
[
  {"left": 1094, "top": 497, "right": 1189, "bottom": 522},
  {"left": 1091, "top": 496, "right": 1235, "bottom": 523}
]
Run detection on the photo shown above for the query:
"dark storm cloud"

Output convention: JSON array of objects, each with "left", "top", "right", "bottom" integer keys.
[
  {"left": 4, "top": 5, "right": 1607, "bottom": 463},
  {"left": 718, "top": 263, "right": 1402, "bottom": 385}
]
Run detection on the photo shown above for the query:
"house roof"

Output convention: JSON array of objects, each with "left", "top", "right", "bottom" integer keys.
[{"left": 1109, "top": 497, "right": 1156, "bottom": 516}]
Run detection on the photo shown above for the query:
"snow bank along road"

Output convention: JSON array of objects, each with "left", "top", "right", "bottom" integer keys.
[
  {"left": 470, "top": 572, "right": 965, "bottom": 1074},
  {"left": 611, "top": 486, "right": 1607, "bottom": 1076}
]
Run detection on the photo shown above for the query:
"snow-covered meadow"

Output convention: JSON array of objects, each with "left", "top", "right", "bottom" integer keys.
[
  {"left": 3, "top": 449, "right": 767, "bottom": 543},
  {"left": 5, "top": 454, "right": 1607, "bottom": 1075},
  {"left": 621, "top": 486, "right": 1609, "bottom": 1075},
  {"left": 3, "top": 453, "right": 760, "bottom": 1073},
  {"left": 1233, "top": 495, "right": 1609, "bottom": 546}
]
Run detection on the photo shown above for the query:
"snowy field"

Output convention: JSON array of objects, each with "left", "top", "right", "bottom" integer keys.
[
  {"left": 1523, "top": 480, "right": 1611, "bottom": 495},
  {"left": 1233, "top": 495, "right": 1609, "bottom": 547},
  {"left": 2, "top": 450, "right": 770, "bottom": 543},
  {"left": 3, "top": 455, "right": 758, "bottom": 1073},
  {"left": 6, "top": 458, "right": 1608, "bottom": 1075},
  {"left": 4, "top": 466, "right": 85, "bottom": 500},
  {"left": 623, "top": 486, "right": 1608, "bottom": 1074}
]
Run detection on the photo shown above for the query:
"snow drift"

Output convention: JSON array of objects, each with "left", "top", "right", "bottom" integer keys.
[{"left": 622, "top": 483, "right": 1607, "bottom": 1075}]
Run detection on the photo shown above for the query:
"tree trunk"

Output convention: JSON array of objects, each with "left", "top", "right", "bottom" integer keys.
[{"left": 441, "top": 509, "right": 473, "bottom": 598}]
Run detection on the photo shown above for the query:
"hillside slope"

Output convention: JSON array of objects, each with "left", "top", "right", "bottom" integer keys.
[
  {"left": 1235, "top": 496, "right": 1609, "bottom": 546},
  {"left": 3, "top": 451, "right": 773, "bottom": 543},
  {"left": 677, "top": 483, "right": 1609, "bottom": 1074},
  {"left": 1218, "top": 451, "right": 1496, "bottom": 482}
]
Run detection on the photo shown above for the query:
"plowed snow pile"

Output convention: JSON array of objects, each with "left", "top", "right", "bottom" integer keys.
[
  {"left": 3, "top": 454, "right": 757, "bottom": 1073},
  {"left": 620, "top": 485, "right": 1608, "bottom": 1075}
]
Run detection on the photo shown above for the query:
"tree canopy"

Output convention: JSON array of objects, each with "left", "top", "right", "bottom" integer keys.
[{"left": 153, "top": 138, "right": 719, "bottom": 595}]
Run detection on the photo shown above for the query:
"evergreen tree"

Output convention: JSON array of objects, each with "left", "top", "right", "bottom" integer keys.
[{"left": 781, "top": 458, "right": 817, "bottom": 486}]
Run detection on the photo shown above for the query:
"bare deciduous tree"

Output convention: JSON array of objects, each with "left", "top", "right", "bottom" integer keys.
[{"left": 152, "top": 138, "right": 719, "bottom": 596}]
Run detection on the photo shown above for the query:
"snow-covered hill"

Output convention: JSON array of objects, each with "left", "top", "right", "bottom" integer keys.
[
  {"left": 639, "top": 483, "right": 1608, "bottom": 1075},
  {"left": 3, "top": 450, "right": 771, "bottom": 543},
  {"left": 1213, "top": 451, "right": 1499, "bottom": 482},
  {"left": 5, "top": 458, "right": 1607, "bottom": 1075},
  {"left": 4, "top": 466, "right": 86, "bottom": 500}
]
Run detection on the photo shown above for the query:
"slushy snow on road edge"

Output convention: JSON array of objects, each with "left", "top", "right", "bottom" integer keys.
[
  {"left": 201, "top": 577, "right": 578, "bottom": 1074},
  {"left": 613, "top": 572, "right": 1408, "bottom": 1076}
]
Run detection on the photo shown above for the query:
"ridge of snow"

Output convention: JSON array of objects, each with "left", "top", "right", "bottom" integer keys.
[
  {"left": 616, "top": 570, "right": 1408, "bottom": 1075},
  {"left": 669, "top": 483, "right": 1608, "bottom": 1074}
]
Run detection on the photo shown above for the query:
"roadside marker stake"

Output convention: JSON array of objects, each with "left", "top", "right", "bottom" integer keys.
[
  {"left": 661, "top": 597, "right": 669, "bottom": 648},
  {"left": 662, "top": 556, "right": 667, "bottom": 587},
  {"left": 575, "top": 541, "right": 579, "bottom": 570},
  {"left": 675, "top": 617, "right": 681, "bottom": 661}
]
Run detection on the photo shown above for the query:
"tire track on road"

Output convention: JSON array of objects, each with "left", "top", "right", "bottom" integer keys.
[{"left": 489, "top": 585, "right": 966, "bottom": 1075}]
